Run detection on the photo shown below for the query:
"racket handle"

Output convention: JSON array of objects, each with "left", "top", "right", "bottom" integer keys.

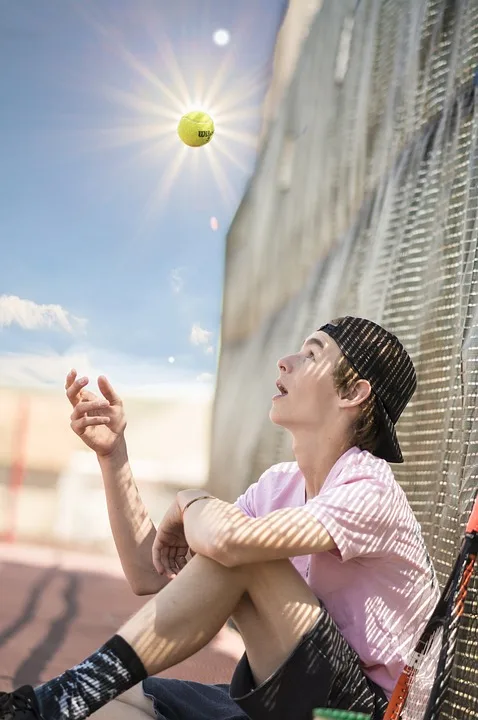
[
  {"left": 312, "top": 710, "right": 371, "bottom": 719},
  {"left": 465, "top": 494, "right": 478, "bottom": 534}
]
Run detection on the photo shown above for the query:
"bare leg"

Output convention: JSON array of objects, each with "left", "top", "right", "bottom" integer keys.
[
  {"left": 89, "top": 700, "right": 150, "bottom": 720},
  {"left": 90, "top": 686, "right": 155, "bottom": 719},
  {"left": 50, "top": 557, "right": 319, "bottom": 720},
  {"left": 119, "top": 554, "right": 321, "bottom": 685}
]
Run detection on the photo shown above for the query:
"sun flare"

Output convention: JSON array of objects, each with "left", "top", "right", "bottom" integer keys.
[{"left": 70, "top": 3, "right": 267, "bottom": 215}]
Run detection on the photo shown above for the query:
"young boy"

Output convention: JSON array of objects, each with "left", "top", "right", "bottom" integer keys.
[{"left": 0, "top": 317, "right": 438, "bottom": 720}]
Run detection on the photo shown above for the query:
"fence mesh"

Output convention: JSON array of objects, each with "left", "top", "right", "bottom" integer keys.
[{"left": 209, "top": 0, "right": 478, "bottom": 716}]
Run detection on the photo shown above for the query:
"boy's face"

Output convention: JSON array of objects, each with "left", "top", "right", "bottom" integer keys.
[{"left": 270, "top": 330, "right": 344, "bottom": 433}]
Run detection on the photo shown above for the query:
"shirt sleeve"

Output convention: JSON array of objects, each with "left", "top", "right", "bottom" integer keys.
[
  {"left": 234, "top": 481, "right": 258, "bottom": 518},
  {"left": 302, "top": 475, "right": 396, "bottom": 562}
]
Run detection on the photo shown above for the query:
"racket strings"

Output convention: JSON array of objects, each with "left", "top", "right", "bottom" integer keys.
[
  {"left": 384, "top": 511, "right": 478, "bottom": 720},
  {"left": 383, "top": 626, "right": 444, "bottom": 720},
  {"left": 405, "top": 551, "right": 477, "bottom": 720},
  {"left": 427, "top": 551, "right": 478, "bottom": 718},
  {"left": 400, "top": 628, "right": 444, "bottom": 719}
]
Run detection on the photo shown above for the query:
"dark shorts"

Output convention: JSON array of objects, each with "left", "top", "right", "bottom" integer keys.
[{"left": 142, "top": 608, "right": 388, "bottom": 720}]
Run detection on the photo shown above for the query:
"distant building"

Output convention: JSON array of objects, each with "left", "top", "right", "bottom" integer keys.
[{"left": 0, "top": 385, "right": 212, "bottom": 552}]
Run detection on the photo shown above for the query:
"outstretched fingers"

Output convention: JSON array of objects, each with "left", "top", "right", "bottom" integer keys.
[
  {"left": 65, "top": 368, "right": 77, "bottom": 391},
  {"left": 97, "top": 375, "right": 122, "bottom": 405},
  {"left": 65, "top": 370, "right": 92, "bottom": 407}
]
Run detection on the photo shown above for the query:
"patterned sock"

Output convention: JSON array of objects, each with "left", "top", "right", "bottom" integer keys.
[{"left": 34, "top": 635, "right": 147, "bottom": 720}]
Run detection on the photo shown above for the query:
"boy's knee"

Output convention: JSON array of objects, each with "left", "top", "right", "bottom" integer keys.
[{"left": 236, "top": 558, "right": 304, "bottom": 592}]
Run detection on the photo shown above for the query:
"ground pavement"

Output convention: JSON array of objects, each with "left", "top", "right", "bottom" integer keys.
[{"left": 0, "top": 542, "right": 245, "bottom": 693}]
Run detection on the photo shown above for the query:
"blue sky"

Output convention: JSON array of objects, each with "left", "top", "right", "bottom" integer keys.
[{"left": 0, "top": 0, "right": 286, "bottom": 397}]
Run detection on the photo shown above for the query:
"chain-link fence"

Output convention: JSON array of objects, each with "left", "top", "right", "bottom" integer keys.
[{"left": 209, "top": 1, "right": 478, "bottom": 716}]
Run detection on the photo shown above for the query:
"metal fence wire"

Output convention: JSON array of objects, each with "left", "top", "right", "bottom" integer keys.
[{"left": 209, "top": 1, "right": 478, "bottom": 717}]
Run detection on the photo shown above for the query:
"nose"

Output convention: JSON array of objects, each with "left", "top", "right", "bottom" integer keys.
[{"left": 277, "top": 354, "right": 294, "bottom": 372}]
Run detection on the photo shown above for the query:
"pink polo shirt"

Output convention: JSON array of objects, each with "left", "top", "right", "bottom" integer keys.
[{"left": 234, "top": 447, "right": 439, "bottom": 696}]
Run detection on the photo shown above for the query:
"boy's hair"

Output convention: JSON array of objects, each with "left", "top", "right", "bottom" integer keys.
[{"left": 332, "top": 353, "right": 381, "bottom": 454}]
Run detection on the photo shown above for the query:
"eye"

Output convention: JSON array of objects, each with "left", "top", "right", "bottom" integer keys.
[{"left": 307, "top": 350, "right": 316, "bottom": 360}]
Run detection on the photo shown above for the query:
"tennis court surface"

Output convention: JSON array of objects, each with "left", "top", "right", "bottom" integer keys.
[{"left": 0, "top": 542, "right": 245, "bottom": 692}]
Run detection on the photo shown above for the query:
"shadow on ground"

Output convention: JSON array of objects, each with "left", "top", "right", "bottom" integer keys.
[{"left": 0, "top": 547, "right": 245, "bottom": 692}]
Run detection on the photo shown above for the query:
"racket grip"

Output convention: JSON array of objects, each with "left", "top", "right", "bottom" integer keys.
[
  {"left": 465, "top": 494, "right": 478, "bottom": 534},
  {"left": 313, "top": 710, "right": 371, "bottom": 719}
]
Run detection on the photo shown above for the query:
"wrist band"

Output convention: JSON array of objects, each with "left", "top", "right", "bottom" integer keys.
[{"left": 182, "top": 495, "right": 215, "bottom": 516}]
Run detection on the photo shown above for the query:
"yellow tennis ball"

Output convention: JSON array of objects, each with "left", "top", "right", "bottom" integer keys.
[{"left": 177, "top": 111, "right": 215, "bottom": 147}]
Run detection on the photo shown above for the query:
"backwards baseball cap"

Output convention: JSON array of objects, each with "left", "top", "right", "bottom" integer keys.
[{"left": 319, "top": 316, "right": 417, "bottom": 463}]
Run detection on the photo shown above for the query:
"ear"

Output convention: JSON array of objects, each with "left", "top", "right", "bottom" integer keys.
[{"left": 338, "top": 379, "right": 372, "bottom": 408}]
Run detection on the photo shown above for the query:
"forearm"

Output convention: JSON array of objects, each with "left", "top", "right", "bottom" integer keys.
[
  {"left": 181, "top": 496, "right": 269, "bottom": 565},
  {"left": 98, "top": 440, "right": 169, "bottom": 595},
  {"left": 178, "top": 490, "right": 263, "bottom": 564},
  {"left": 178, "top": 490, "right": 233, "bottom": 558},
  {"left": 179, "top": 490, "right": 335, "bottom": 566}
]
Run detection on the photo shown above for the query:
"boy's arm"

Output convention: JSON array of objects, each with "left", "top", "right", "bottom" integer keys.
[
  {"left": 66, "top": 372, "right": 168, "bottom": 595},
  {"left": 178, "top": 490, "right": 336, "bottom": 567},
  {"left": 99, "top": 441, "right": 170, "bottom": 595}
]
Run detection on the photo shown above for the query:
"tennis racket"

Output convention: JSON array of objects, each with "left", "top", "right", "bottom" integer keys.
[{"left": 384, "top": 492, "right": 478, "bottom": 720}]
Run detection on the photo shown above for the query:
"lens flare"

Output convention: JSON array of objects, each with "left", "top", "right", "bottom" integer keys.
[{"left": 65, "top": 2, "right": 266, "bottom": 220}]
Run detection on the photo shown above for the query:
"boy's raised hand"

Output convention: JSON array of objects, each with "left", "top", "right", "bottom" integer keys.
[{"left": 66, "top": 370, "right": 127, "bottom": 456}]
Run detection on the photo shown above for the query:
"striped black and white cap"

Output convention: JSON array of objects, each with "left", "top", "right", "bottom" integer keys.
[{"left": 319, "top": 316, "right": 417, "bottom": 464}]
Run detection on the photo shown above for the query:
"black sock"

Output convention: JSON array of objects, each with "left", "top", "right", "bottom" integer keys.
[{"left": 34, "top": 635, "right": 147, "bottom": 720}]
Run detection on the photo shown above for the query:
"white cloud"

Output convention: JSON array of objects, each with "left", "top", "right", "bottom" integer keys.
[
  {"left": 0, "top": 347, "right": 215, "bottom": 401},
  {"left": 170, "top": 268, "right": 185, "bottom": 294},
  {"left": 190, "top": 323, "right": 213, "bottom": 347},
  {"left": 0, "top": 295, "right": 86, "bottom": 334}
]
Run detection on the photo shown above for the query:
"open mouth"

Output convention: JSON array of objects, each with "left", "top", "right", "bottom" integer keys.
[{"left": 275, "top": 380, "right": 288, "bottom": 396}]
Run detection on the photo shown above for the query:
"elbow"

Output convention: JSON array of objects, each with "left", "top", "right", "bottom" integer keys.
[
  {"left": 131, "top": 582, "right": 154, "bottom": 596},
  {"left": 129, "top": 580, "right": 154, "bottom": 596},
  {"left": 129, "top": 573, "right": 169, "bottom": 596}
]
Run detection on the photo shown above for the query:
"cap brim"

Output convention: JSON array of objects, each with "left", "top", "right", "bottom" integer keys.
[{"left": 373, "top": 397, "right": 404, "bottom": 464}]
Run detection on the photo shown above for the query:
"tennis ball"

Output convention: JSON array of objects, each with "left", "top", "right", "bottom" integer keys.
[{"left": 177, "top": 111, "right": 215, "bottom": 147}]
